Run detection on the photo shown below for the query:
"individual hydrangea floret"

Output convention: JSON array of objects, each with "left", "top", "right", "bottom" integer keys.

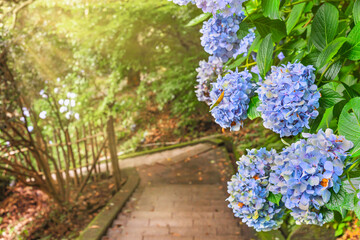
[
  {"left": 195, "top": 56, "right": 223, "bottom": 105},
  {"left": 256, "top": 61, "right": 320, "bottom": 137},
  {"left": 277, "top": 52, "right": 285, "bottom": 61},
  {"left": 200, "top": 13, "right": 245, "bottom": 62},
  {"left": 269, "top": 129, "right": 353, "bottom": 225},
  {"left": 227, "top": 148, "right": 285, "bottom": 232},
  {"left": 169, "top": 0, "right": 194, "bottom": 5},
  {"left": 209, "top": 68, "right": 253, "bottom": 131},
  {"left": 233, "top": 28, "right": 256, "bottom": 59}
]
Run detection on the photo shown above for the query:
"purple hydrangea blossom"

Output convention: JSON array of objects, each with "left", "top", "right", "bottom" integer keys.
[
  {"left": 195, "top": 56, "right": 223, "bottom": 105},
  {"left": 227, "top": 148, "right": 285, "bottom": 232},
  {"left": 209, "top": 68, "right": 253, "bottom": 131},
  {"left": 200, "top": 13, "right": 245, "bottom": 62},
  {"left": 269, "top": 129, "right": 353, "bottom": 225},
  {"left": 256, "top": 62, "right": 320, "bottom": 137}
]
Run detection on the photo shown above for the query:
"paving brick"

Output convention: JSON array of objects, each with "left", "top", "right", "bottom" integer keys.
[
  {"left": 144, "top": 236, "right": 193, "bottom": 240},
  {"left": 150, "top": 218, "right": 193, "bottom": 227},
  {"left": 121, "top": 226, "right": 169, "bottom": 235},
  {"left": 193, "top": 219, "right": 237, "bottom": 227},
  {"left": 125, "top": 218, "right": 150, "bottom": 227},
  {"left": 169, "top": 226, "right": 216, "bottom": 236},
  {"left": 194, "top": 235, "right": 241, "bottom": 240},
  {"left": 216, "top": 225, "right": 241, "bottom": 235},
  {"left": 131, "top": 211, "right": 172, "bottom": 219},
  {"left": 172, "top": 212, "right": 213, "bottom": 219}
]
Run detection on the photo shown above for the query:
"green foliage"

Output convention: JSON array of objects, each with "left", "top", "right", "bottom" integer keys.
[
  {"left": 310, "top": 3, "right": 339, "bottom": 50},
  {"left": 267, "top": 192, "right": 282, "bottom": 206},
  {"left": 339, "top": 98, "right": 360, "bottom": 157},
  {"left": 247, "top": 96, "right": 261, "bottom": 120},
  {"left": 257, "top": 34, "right": 273, "bottom": 79},
  {"left": 326, "top": 187, "right": 354, "bottom": 219}
]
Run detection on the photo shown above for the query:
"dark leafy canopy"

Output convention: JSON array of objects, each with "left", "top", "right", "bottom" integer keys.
[{"left": 10, "top": 0, "right": 205, "bottom": 120}]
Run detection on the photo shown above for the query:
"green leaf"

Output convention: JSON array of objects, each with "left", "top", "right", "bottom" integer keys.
[
  {"left": 324, "top": 60, "right": 342, "bottom": 81},
  {"left": 349, "top": 170, "right": 360, "bottom": 179},
  {"left": 319, "top": 88, "right": 345, "bottom": 109},
  {"left": 226, "top": 55, "right": 247, "bottom": 70},
  {"left": 237, "top": 21, "right": 250, "bottom": 40},
  {"left": 262, "top": 0, "right": 280, "bottom": 19},
  {"left": 326, "top": 186, "right": 355, "bottom": 214},
  {"left": 342, "top": 24, "right": 360, "bottom": 61},
  {"left": 319, "top": 208, "right": 334, "bottom": 223},
  {"left": 315, "top": 37, "right": 347, "bottom": 69},
  {"left": 258, "top": 34, "right": 273, "bottom": 79},
  {"left": 354, "top": 0, "right": 360, "bottom": 25},
  {"left": 310, "top": 3, "right": 339, "bottom": 50},
  {"left": 286, "top": 2, "right": 306, "bottom": 34},
  {"left": 186, "top": 12, "right": 212, "bottom": 27},
  {"left": 268, "top": 192, "right": 282, "bottom": 206},
  {"left": 250, "top": 15, "right": 286, "bottom": 42},
  {"left": 333, "top": 100, "right": 348, "bottom": 118},
  {"left": 334, "top": 210, "right": 344, "bottom": 222},
  {"left": 338, "top": 97, "right": 360, "bottom": 157},
  {"left": 343, "top": 177, "right": 360, "bottom": 194},
  {"left": 316, "top": 106, "right": 334, "bottom": 131},
  {"left": 247, "top": 96, "right": 261, "bottom": 120},
  {"left": 342, "top": 82, "right": 360, "bottom": 100},
  {"left": 354, "top": 204, "right": 360, "bottom": 220}
]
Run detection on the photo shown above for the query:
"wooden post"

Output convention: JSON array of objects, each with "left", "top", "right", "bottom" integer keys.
[
  {"left": 101, "top": 119, "right": 110, "bottom": 175},
  {"left": 89, "top": 123, "right": 98, "bottom": 180},
  {"left": 82, "top": 126, "right": 90, "bottom": 172},
  {"left": 75, "top": 127, "right": 83, "bottom": 180},
  {"left": 106, "top": 115, "right": 121, "bottom": 190}
]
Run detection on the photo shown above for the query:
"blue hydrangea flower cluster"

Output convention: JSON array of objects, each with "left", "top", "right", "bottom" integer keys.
[
  {"left": 227, "top": 148, "right": 285, "bottom": 232},
  {"left": 209, "top": 68, "right": 253, "bottom": 131},
  {"left": 269, "top": 129, "right": 353, "bottom": 225},
  {"left": 256, "top": 62, "right": 321, "bottom": 137},
  {"left": 200, "top": 13, "right": 245, "bottom": 62},
  {"left": 195, "top": 56, "right": 223, "bottom": 105}
]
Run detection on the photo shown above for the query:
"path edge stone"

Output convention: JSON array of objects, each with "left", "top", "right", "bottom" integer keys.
[{"left": 77, "top": 168, "right": 140, "bottom": 240}]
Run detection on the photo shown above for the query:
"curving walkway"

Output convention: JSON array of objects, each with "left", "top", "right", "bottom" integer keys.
[{"left": 103, "top": 144, "right": 257, "bottom": 240}]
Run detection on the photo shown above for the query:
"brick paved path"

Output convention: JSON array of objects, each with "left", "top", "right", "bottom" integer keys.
[{"left": 104, "top": 144, "right": 257, "bottom": 240}]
